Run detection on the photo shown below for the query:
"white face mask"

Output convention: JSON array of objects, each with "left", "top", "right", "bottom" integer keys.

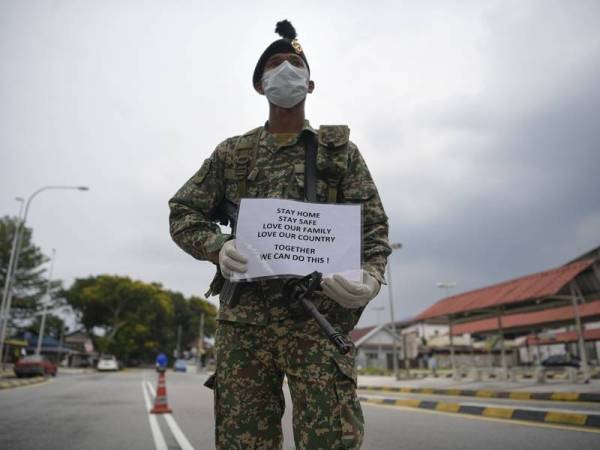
[{"left": 261, "top": 61, "right": 309, "bottom": 109}]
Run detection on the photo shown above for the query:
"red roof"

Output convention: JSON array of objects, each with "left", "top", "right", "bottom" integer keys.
[
  {"left": 525, "top": 328, "right": 600, "bottom": 346},
  {"left": 417, "top": 259, "right": 595, "bottom": 321},
  {"left": 350, "top": 326, "right": 375, "bottom": 343},
  {"left": 452, "top": 299, "right": 600, "bottom": 335}
]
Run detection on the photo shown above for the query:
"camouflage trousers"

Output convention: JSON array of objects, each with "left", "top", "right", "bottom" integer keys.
[{"left": 213, "top": 318, "right": 364, "bottom": 450}]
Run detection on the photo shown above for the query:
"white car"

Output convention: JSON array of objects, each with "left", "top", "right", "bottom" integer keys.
[{"left": 97, "top": 354, "right": 120, "bottom": 371}]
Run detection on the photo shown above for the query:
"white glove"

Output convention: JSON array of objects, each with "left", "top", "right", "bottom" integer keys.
[
  {"left": 321, "top": 270, "right": 380, "bottom": 309},
  {"left": 219, "top": 240, "right": 248, "bottom": 280}
]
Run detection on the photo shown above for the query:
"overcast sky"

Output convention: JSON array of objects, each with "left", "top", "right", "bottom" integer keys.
[{"left": 1, "top": 0, "right": 599, "bottom": 329}]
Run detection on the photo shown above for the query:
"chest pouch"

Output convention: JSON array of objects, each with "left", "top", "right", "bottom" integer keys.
[
  {"left": 223, "top": 127, "right": 262, "bottom": 201},
  {"left": 316, "top": 125, "right": 351, "bottom": 203}
]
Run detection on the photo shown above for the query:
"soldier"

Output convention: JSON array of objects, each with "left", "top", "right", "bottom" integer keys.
[{"left": 169, "top": 20, "right": 390, "bottom": 450}]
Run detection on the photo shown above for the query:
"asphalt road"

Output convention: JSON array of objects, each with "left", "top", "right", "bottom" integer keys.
[{"left": 1, "top": 370, "right": 599, "bottom": 450}]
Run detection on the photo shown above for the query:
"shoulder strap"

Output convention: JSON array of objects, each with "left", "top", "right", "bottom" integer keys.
[
  {"left": 232, "top": 127, "right": 262, "bottom": 198},
  {"left": 303, "top": 132, "right": 318, "bottom": 202}
]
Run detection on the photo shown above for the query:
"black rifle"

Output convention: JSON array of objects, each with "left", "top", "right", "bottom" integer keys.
[
  {"left": 283, "top": 271, "right": 352, "bottom": 355},
  {"left": 212, "top": 198, "right": 241, "bottom": 306}
]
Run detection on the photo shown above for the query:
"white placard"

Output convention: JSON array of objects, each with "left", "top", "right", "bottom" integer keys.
[{"left": 232, "top": 198, "right": 361, "bottom": 281}]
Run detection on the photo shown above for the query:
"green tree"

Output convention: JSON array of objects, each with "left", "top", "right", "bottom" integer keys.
[
  {"left": 0, "top": 216, "right": 61, "bottom": 325},
  {"left": 64, "top": 275, "right": 216, "bottom": 363},
  {"left": 27, "top": 314, "right": 66, "bottom": 340}
]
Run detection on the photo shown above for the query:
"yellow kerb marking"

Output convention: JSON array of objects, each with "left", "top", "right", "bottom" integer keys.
[
  {"left": 550, "top": 392, "right": 580, "bottom": 401},
  {"left": 400, "top": 387, "right": 411, "bottom": 393},
  {"left": 483, "top": 407, "right": 514, "bottom": 419},
  {"left": 436, "top": 402, "right": 461, "bottom": 413},
  {"left": 545, "top": 412, "right": 587, "bottom": 426},
  {"left": 476, "top": 390, "right": 495, "bottom": 398},
  {"left": 445, "top": 389, "right": 461, "bottom": 396},
  {"left": 509, "top": 392, "right": 531, "bottom": 400},
  {"left": 420, "top": 388, "right": 434, "bottom": 394}
]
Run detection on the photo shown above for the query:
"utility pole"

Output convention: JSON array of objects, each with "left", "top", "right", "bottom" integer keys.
[
  {"left": 437, "top": 282, "right": 457, "bottom": 379},
  {"left": 197, "top": 312, "right": 205, "bottom": 370},
  {"left": 371, "top": 306, "right": 384, "bottom": 370},
  {"left": 176, "top": 325, "right": 182, "bottom": 358},
  {"left": 36, "top": 249, "right": 56, "bottom": 356}
]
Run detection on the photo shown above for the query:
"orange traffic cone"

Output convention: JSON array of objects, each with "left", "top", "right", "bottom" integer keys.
[{"left": 151, "top": 371, "right": 172, "bottom": 414}]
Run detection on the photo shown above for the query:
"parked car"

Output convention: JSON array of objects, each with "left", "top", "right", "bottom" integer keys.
[
  {"left": 97, "top": 354, "right": 120, "bottom": 371},
  {"left": 14, "top": 355, "right": 57, "bottom": 377},
  {"left": 541, "top": 354, "right": 581, "bottom": 368},
  {"left": 174, "top": 359, "right": 188, "bottom": 372}
]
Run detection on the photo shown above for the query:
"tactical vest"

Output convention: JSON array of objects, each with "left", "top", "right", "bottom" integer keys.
[{"left": 222, "top": 125, "right": 351, "bottom": 204}]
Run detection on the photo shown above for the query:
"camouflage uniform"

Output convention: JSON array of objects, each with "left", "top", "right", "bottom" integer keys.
[{"left": 169, "top": 121, "right": 390, "bottom": 449}]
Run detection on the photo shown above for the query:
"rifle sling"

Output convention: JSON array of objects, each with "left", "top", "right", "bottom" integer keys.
[{"left": 304, "top": 132, "right": 318, "bottom": 202}]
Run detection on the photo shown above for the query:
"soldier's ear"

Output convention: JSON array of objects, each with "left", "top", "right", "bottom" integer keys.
[
  {"left": 308, "top": 80, "right": 315, "bottom": 93},
  {"left": 255, "top": 82, "right": 265, "bottom": 95}
]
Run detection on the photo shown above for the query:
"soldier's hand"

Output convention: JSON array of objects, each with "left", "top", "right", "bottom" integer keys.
[
  {"left": 321, "top": 270, "right": 380, "bottom": 309},
  {"left": 219, "top": 240, "right": 248, "bottom": 280}
]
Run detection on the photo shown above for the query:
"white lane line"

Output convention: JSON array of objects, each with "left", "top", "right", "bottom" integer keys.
[
  {"left": 145, "top": 380, "right": 195, "bottom": 450},
  {"left": 146, "top": 380, "right": 156, "bottom": 397},
  {"left": 141, "top": 380, "right": 168, "bottom": 450},
  {"left": 164, "top": 414, "right": 195, "bottom": 450}
]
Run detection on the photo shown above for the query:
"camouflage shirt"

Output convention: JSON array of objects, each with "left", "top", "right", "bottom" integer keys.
[{"left": 169, "top": 121, "right": 391, "bottom": 330}]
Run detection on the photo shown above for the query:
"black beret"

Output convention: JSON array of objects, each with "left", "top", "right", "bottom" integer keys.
[{"left": 252, "top": 20, "right": 310, "bottom": 89}]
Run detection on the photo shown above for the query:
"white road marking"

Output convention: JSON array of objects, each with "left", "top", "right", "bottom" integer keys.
[
  {"left": 145, "top": 379, "right": 195, "bottom": 450},
  {"left": 164, "top": 414, "right": 195, "bottom": 450},
  {"left": 141, "top": 380, "right": 168, "bottom": 450}
]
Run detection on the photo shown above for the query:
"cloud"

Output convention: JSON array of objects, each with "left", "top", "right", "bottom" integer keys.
[{"left": 1, "top": 1, "right": 598, "bottom": 329}]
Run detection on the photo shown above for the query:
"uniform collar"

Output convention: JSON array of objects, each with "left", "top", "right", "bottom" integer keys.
[{"left": 262, "top": 120, "right": 317, "bottom": 153}]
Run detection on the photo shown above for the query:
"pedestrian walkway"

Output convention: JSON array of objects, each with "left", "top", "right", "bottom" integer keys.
[
  {"left": 358, "top": 375, "right": 600, "bottom": 394},
  {"left": 0, "top": 376, "right": 47, "bottom": 390},
  {"left": 359, "top": 393, "right": 600, "bottom": 429}
]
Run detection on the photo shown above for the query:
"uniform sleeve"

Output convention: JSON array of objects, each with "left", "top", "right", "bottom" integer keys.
[
  {"left": 341, "top": 142, "right": 391, "bottom": 285},
  {"left": 168, "top": 139, "right": 233, "bottom": 261}
]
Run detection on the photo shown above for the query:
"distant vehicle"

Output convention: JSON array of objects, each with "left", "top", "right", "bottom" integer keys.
[
  {"left": 97, "top": 354, "right": 120, "bottom": 371},
  {"left": 14, "top": 355, "right": 57, "bottom": 377},
  {"left": 174, "top": 359, "right": 187, "bottom": 372},
  {"left": 541, "top": 354, "right": 581, "bottom": 368}
]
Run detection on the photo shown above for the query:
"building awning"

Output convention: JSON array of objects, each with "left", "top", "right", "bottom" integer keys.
[
  {"left": 525, "top": 328, "right": 600, "bottom": 346},
  {"left": 416, "top": 259, "right": 596, "bottom": 322},
  {"left": 452, "top": 299, "right": 600, "bottom": 335},
  {"left": 4, "top": 339, "right": 28, "bottom": 347},
  {"left": 350, "top": 326, "right": 376, "bottom": 343}
]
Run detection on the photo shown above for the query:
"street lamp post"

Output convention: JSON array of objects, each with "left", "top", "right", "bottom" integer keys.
[
  {"left": 0, "top": 185, "right": 88, "bottom": 366},
  {"left": 36, "top": 249, "right": 56, "bottom": 356},
  {"left": 371, "top": 306, "right": 385, "bottom": 370},
  {"left": 387, "top": 242, "right": 402, "bottom": 380}
]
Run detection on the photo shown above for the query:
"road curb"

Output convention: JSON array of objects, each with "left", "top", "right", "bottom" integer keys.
[
  {"left": 0, "top": 376, "right": 48, "bottom": 390},
  {"left": 358, "top": 395, "right": 600, "bottom": 429},
  {"left": 358, "top": 385, "right": 600, "bottom": 403}
]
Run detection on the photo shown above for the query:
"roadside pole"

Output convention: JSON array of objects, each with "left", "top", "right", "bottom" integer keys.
[
  {"left": 197, "top": 312, "right": 204, "bottom": 370},
  {"left": 387, "top": 243, "right": 402, "bottom": 379},
  {"left": 36, "top": 249, "right": 56, "bottom": 356}
]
